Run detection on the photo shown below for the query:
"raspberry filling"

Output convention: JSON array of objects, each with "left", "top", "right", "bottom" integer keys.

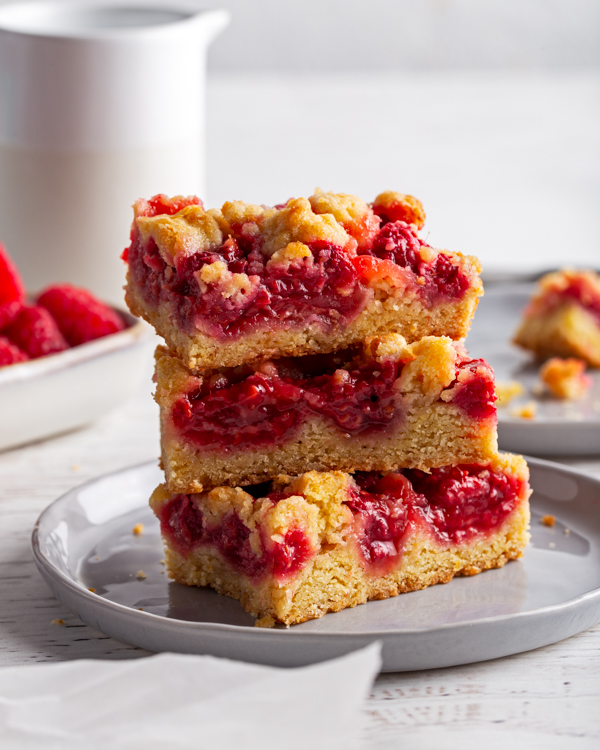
[
  {"left": 170, "top": 349, "right": 495, "bottom": 452},
  {"left": 159, "top": 494, "right": 313, "bottom": 582},
  {"left": 350, "top": 464, "right": 522, "bottom": 573},
  {"left": 356, "top": 221, "right": 470, "bottom": 305},
  {"left": 130, "top": 235, "right": 368, "bottom": 340},
  {"left": 441, "top": 358, "right": 497, "bottom": 422},
  {"left": 126, "top": 199, "right": 471, "bottom": 341}
]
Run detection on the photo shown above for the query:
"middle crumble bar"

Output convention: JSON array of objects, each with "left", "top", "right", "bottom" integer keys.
[{"left": 156, "top": 334, "right": 498, "bottom": 493}]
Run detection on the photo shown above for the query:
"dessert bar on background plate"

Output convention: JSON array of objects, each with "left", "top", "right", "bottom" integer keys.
[
  {"left": 156, "top": 334, "right": 497, "bottom": 492},
  {"left": 467, "top": 284, "right": 600, "bottom": 455},
  {"left": 514, "top": 269, "right": 600, "bottom": 367},
  {"left": 32, "top": 457, "right": 600, "bottom": 671},
  {"left": 124, "top": 191, "right": 483, "bottom": 370}
]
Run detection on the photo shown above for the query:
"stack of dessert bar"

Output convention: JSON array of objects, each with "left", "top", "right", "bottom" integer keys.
[{"left": 124, "top": 190, "right": 531, "bottom": 627}]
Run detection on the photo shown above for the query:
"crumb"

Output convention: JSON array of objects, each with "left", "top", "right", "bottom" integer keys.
[
  {"left": 71, "top": 464, "right": 80, "bottom": 473},
  {"left": 511, "top": 401, "right": 537, "bottom": 419},
  {"left": 541, "top": 514, "right": 556, "bottom": 527},
  {"left": 132, "top": 523, "right": 144, "bottom": 536},
  {"left": 540, "top": 357, "right": 591, "bottom": 400},
  {"left": 95, "top": 556, "right": 99, "bottom": 561},
  {"left": 160, "top": 559, "right": 166, "bottom": 565},
  {"left": 138, "top": 608, "right": 144, "bottom": 611},
  {"left": 254, "top": 615, "right": 276, "bottom": 628},
  {"left": 136, "top": 570, "right": 147, "bottom": 580},
  {"left": 564, "top": 528, "right": 571, "bottom": 535},
  {"left": 495, "top": 380, "right": 525, "bottom": 407},
  {"left": 88, "top": 587, "right": 96, "bottom": 593},
  {"left": 160, "top": 570, "right": 165, "bottom": 574},
  {"left": 51, "top": 618, "right": 65, "bottom": 626},
  {"left": 549, "top": 542, "right": 556, "bottom": 548}
]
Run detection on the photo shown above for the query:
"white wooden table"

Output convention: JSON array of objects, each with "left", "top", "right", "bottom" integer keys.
[{"left": 1, "top": 72, "right": 599, "bottom": 747}]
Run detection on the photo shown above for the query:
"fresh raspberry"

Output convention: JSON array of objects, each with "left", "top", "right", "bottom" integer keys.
[
  {"left": 37, "top": 284, "right": 126, "bottom": 346},
  {"left": 0, "top": 242, "right": 25, "bottom": 307},
  {"left": 4, "top": 305, "right": 69, "bottom": 358},
  {"left": 0, "top": 300, "right": 22, "bottom": 332},
  {"left": 0, "top": 335, "right": 29, "bottom": 366}
]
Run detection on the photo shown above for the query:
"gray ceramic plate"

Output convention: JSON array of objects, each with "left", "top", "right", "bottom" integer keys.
[
  {"left": 32, "top": 458, "right": 600, "bottom": 672},
  {"left": 467, "top": 284, "right": 600, "bottom": 456}
]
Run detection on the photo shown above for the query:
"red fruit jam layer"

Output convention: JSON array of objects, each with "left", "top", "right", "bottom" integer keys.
[
  {"left": 126, "top": 196, "right": 470, "bottom": 341},
  {"left": 170, "top": 350, "right": 407, "bottom": 450},
  {"left": 159, "top": 492, "right": 313, "bottom": 583},
  {"left": 349, "top": 464, "right": 523, "bottom": 574},
  {"left": 169, "top": 351, "right": 495, "bottom": 452},
  {"left": 442, "top": 357, "right": 497, "bottom": 422}
]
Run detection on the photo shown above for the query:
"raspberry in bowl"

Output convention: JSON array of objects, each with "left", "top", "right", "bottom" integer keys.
[{"left": 0, "top": 242, "right": 152, "bottom": 450}]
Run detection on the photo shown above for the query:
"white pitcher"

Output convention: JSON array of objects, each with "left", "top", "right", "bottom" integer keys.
[{"left": 0, "top": 1, "right": 229, "bottom": 305}]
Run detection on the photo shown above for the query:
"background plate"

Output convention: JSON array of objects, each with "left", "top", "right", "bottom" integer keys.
[
  {"left": 467, "top": 284, "right": 600, "bottom": 455},
  {"left": 32, "top": 458, "right": 600, "bottom": 672}
]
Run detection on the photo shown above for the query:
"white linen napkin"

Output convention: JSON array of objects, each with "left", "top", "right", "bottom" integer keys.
[{"left": 0, "top": 643, "right": 381, "bottom": 750}]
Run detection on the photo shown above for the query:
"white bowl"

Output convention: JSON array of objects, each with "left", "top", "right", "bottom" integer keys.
[{"left": 0, "top": 310, "right": 153, "bottom": 451}]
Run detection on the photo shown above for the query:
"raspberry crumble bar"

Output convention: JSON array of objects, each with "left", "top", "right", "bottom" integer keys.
[
  {"left": 155, "top": 334, "right": 498, "bottom": 493},
  {"left": 124, "top": 191, "right": 483, "bottom": 370},
  {"left": 150, "top": 454, "right": 530, "bottom": 626},
  {"left": 514, "top": 269, "right": 600, "bottom": 367}
]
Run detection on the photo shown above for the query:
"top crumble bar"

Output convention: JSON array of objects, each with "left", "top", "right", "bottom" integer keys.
[{"left": 123, "top": 190, "right": 483, "bottom": 370}]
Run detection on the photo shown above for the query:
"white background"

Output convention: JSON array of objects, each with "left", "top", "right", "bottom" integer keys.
[{"left": 1, "top": 0, "right": 599, "bottom": 273}]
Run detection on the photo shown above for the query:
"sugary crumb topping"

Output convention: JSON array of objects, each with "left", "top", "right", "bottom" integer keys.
[
  {"left": 309, "top": 189, "right": 380, "bottom": 249},
  {"left": 523, "top": 267, "right": 600, "bottom": 321},
  {"left": 372, "top": 191, "right": 426, "bottom": 229},
  {"left": 540, "top": 357, "right": 591, "bottom": 400},
  {"left": 538, "top": 268, "right": 600, "bottom": 297},
  {"left": 132, "top": 190, "right": 433, "bottom": 266},
  {"left": 136, "top": 206, "right": 223, "bottom": 265}
]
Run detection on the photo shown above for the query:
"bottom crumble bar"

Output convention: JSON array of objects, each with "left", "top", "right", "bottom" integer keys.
[{"left": 150, "top": 455, "right": 530, "bottom": 627}]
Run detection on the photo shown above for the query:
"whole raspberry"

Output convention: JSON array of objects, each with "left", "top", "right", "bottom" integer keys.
[
  {"left": 0, "top": 335, "right": 29, "bottom": 366},
  {"left": 0, "top": 242, "right": 25, "bottom": 307},
  {"left": 4, "top": 305, "right": 69, "bottom": 359},
  {"left": 37, "top": 284, "right": 126, "bottom": 346},
  {"left": 0, "top": 300, "right": 22, "bottom": 332}
]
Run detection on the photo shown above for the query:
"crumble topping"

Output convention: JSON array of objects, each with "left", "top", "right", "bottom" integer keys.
[
  {"left": 136, "top": 206, "right": 223, "bottom": 265},
  {"left": 372, "top": 191, "right": 426, "bottom": 229},
  {"left": 309, "top": 189, "right": 380, "bottom": 249}
]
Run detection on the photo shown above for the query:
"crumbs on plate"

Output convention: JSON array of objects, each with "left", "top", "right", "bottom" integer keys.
[
  {"left": 511, "top": 401, "right": 537, "bottom": 420},
  {"left": 132, "top": 523, "right": 144, "bottom": 536},
  {"left": 51, "top": 618, "right": 65, "bottom": 626},
  {"left": 541, "top": 514, "right": 556, "bottom": 527},
  {"left": 136, "top": 570, "right": 147, "bottom": 580}
]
